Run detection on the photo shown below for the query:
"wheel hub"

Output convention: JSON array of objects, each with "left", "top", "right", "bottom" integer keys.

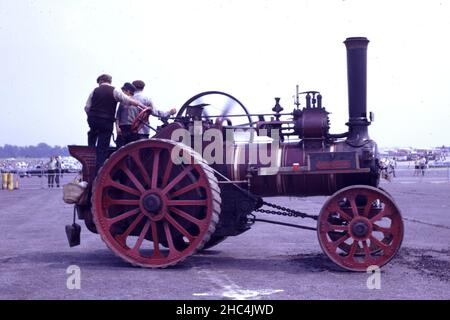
[
  {"left": 140, "top": 190, "right": 167, "bottom": 221},
  {"left": 351, "top": 220, "right": 370, "bottom": 238},
  {"left": 143, "top": 194, "right": 162, "bottom": 213}
]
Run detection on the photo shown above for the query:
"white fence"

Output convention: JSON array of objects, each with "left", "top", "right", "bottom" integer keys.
[
  {"left": 2, "top": 166, "right": 449, "bottom": 192},
  {"left": 1, "top": 172, "right": 80, "bottom": 191}
]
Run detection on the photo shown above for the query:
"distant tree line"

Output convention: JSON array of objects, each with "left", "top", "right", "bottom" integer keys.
[{"left": 0, "top": 143, "right": 69, "bottom": 158}]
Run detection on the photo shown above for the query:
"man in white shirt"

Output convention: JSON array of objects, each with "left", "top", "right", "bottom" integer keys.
[{"left": 131, "top": 80, "right": 176, "bottom": 139}]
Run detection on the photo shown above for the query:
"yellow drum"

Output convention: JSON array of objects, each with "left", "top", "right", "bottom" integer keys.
[
  {"left": 7, "top": 173, "right": 14, "bottom": 191},
  {"left": 1, "top": 173, "right": 7, "bottom": 190}
]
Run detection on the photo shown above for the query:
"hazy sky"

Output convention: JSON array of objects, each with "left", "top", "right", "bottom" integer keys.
[{"left": 1, "top": 0, "right": 449, "bottom": 148}]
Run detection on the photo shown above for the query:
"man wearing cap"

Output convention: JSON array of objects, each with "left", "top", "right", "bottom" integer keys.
[
  {"left": 84, "top": 74, "right": 148, "bottom": 172},
  {"left": 131, "top": 80, "right": 176, "bottom": 140},
  {"left": 115, "top": 82, "right": 139, "bottom": 147}
]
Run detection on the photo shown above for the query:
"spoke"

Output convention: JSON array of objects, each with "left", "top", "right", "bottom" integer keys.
[
  {"left": 363, "top": 195, "right": 377, "bottom": 217},
  {"left": 129, "top": 149, "right": 151, "bottom": 187},
  {"left": 169, "top": 207, "right": 206, "bottom": 228},
  {"left": 170, "top": 181, "right": 203, "bottom": 198},
  {"left": 165, "top": 214, "right": 195, "bottom": 243},
  {"left": 151, "top": 149, "right": 160, "bottom": 189},
  {"left": 346, "top": 240, "right": 359, "bottom": 259},
  {"left": 162, "top": 166, "right": 193, "bottom": 194},
  {"left": 362, "top": 240, "right": 371, "bottom": 258},
  {"left": 115, "top": 213, "right": 145, "bottom": 245},
  {"left": 332, "top": 233, "right": 351, "bottom": 248},
  {"left": 107, "top": 208, "right": 140, "bottom": 226},
  {"left": 107, "top": 198, "right": 140, "bottom": 207},
  {"left": 329, "top": 204, "right": 353, "bottom": 222},
  {"left": 161, "top": 158, "right": 173, "bottom": 188},
  {"left": 349, "top": 197, "right": 359, "bottom": 217},
  {"left": 370, "top": 208, "right": 387, "bottom": 223},
  {"left": 325, "top": 223, "right": 349, "bottom": 232},
  {"left": 167, "top": 199, "right": 207, "bottom": 206},
  {"left": 106, "top": 178, "right": 141, "bottom": 196},
  {"left": 373, "top": 224, "right": 393, "bottom": 235},
  {"left": 132, "top": 220, "right": 151, "bottom": 252},
  {"left": 337, "top": 209, "right": 353, "bottom": 222},
  {"left": 121, "top": 162, "right": 146, "bottom": 193},
  {"left": 163, "top": 221, "right": 179, "bottom": 257},
  {"left": 370, "top": 235, "right": 390, "bottom": 250},
  {"left": 150, "top": 221, "right": 162, "bottom": 258}
]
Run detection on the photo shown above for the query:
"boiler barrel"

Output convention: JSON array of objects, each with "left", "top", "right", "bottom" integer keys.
[{"left": 224, "top": 142, "right": 376, "bottom": 197}]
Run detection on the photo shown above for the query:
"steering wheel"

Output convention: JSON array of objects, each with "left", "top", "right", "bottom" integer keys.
[
  {"left": 131, "top": 108, "right": 152, "bottom": 133},
  {"left": 176, "top": 91, "right": 253, "bottom": 127}
]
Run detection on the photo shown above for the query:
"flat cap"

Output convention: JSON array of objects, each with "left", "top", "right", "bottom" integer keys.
[
  {"left": 132, "top": 80, "right": 145, "bottom": 90},
  {"left": 121, "top": 82, "right": 137, "bottom": 94},
  {"left": 97, "top": 74, "right": 112, "bottom": 84}
]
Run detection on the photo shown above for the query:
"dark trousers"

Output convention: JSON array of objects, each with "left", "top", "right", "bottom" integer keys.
[
  {"left": 117, "top": 125, "right": 140, "bottom": 148},
  {"left": 87, "top": 116, "right": 114, "bottom": 173},
  {"left": 55, "top": 170, "right": 61, "bottom": 187},
  {"left": 138, "top": 134, "right": 149, "bottom": 140},
  {"left": 47, "top": 169, "right": 55, "bottom": 187}
]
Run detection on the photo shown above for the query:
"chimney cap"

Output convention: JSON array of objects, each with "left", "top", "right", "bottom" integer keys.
[{"left": 344, "top": 37, "right": 369, "bottom": 49}]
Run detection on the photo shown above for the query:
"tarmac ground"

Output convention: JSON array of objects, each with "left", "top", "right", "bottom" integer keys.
[{"left": 0, "top": 167, "right": 449, "bottom": 300}]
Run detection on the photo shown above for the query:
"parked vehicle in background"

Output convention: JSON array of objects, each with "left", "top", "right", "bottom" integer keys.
[{"left": 429, "top": 160, "right": 450, "bottom": 168}]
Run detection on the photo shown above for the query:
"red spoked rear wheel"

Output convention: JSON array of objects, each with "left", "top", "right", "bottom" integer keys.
[
  {"left": 92, "top": 139, "right": 221, "bottom": 268},
  {"left": 317, "top": 185, "right": 403, "bottom": 271}
]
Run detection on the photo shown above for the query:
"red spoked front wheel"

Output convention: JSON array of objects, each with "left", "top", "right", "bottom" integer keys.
[
  {"left": 317, "top": 185, "right": 403, "bottom": 271},
  {"left": 92, "top": 139, "right": 221, "bottom": 268}
]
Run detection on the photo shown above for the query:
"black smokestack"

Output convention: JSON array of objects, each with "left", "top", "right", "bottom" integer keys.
[{"left": 344, "top": 37, "right": 370, "bottom": 145}]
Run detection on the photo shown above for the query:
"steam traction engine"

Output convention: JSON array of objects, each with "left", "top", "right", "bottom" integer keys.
[{"left": 69, "top": 37, "right": 403, "bottom": 271}]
